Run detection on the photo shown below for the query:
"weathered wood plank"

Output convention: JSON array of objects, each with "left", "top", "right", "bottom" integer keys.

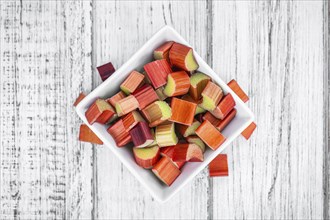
[
  {"left": 211, "top": 1, "right": 324, "bottom": 219},
  {"left": 92, "top": 1, "right": 210, "bottom": 219}
]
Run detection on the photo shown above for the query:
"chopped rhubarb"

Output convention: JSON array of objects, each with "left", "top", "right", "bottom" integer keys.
[
  {"left": 106, "top": 91, "right": 126, "bottom": 107},
  {"left": 152, "top": 156, "right": 181, "bottom": 186},
  {"left": 172, "top": 143, "right": 204, "bottom": 162},
  {"left": 73, "top": 92, "right": 86, "bottom": 107},
  {"left": 227, "top": 79, "right": 249, "bottom": 103},
  {"left": 154, "top": 41, "right": 174, "bottom": 63},
  {"left": 85, "top": 99, "right": 116, "bottom": 125},
  {"left": 169, "top": 43, "right": 199, "bottom": 71},
  {"left": 97, "top": 62, "right": 116, "bottom": 81},
  {"left": 133, "top": 146, "right": 160, "bottom": 169},
  {"left": 176, "top": 119, "right": 201, "bottom": 137},
  {"left": 210, "top": 93, "right": 235, "bottom": 119},
  {"left": 217, "top": 108, "right": 237, "bottom": 131},
  {"left": 115, "top": 95, "right": 139, "bottom": 117},
  {"left": 163, "top": 71, "right": 190, "bottom": 97},
  {"left": 129, "top": 122, "right": 154, "bottom": 148},
  {"left": 120, "top": 71, "right": 145, "bottom": 95},
  {"left": 186, "top": 136, "right": 205, "bottom": 152},
  {"left": 169, "top": 98, "right": 197, "bottom": 125},
  {"left": 241, "top": 122, "right": 257, "bottom": 140},
  {"left": 209, "top": 154, "right": 228, "bottom": 177},
  {"left": 202, "top": 112, "right": 221, "bottom": 127},
  {"left": 181, "top": 94, "right": 206, "bottom": 115},
  {"left": 132, "top": 84, "right": 159, "bottom": 110},
  {"left": 160, "top": 146, "right": 185, "bottom": 169},
  {"left": 189, "top": 72, "right": 210, "bottom": 100},
  {"left": 107, "top": 119, "right": 132, "bottom": 147},
  {"left": 200, "top": 81, "right": 223, "bottom": 111},
  {"left": 155, "top": 87, "right": 167, "bottom": 101},
  {"left": 122, "top": 110, "right": 145, "bottom": 131},
  {"left": 79, "top": 124, "right": 103, "bottom": 145},
  {"left": 155, "top": 122, "right": 178, "bottom": 147},
  {"left": 144, "top": 59, "right": 172, "bottom": 89},
  {"left": 141, "top": 101, "right": 172, "bottom": 127},
  {"left": 195, "top": 120, "right": 226, "bottom": 150}
]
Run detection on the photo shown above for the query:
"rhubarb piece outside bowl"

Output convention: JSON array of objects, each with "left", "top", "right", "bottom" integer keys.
[{"left": 75, "top": 26, "right": 254, "bottom": 203}]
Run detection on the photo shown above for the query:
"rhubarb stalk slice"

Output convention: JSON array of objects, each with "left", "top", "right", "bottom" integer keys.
[
  {"left": 189, "top": 72, "right": 210, "bottom": 100},
  {"left": 169, "top": 98, "right": 197, "bottom": 125},
  {"left": 122, "top": 110, "right": 145, "bottom": 131},
  {"left": 202, "top": 112, "right": 221, "bottom": 127},
  {"left": 106, "top": 91, "right": 126, "bottom": 107},
  {"left": 144, "top": 59, "right": 172, "bottom": 89},
  {"left": 120, "top": 71, "right": 145, "bottom": 95},
  {"left": 132, "top": 84, "right": 159, "bottom": 110},
  {"left": 79, "top": 124, "right": 103, "bottom": 145},
  {"left": 181, "top": 94, "right": 206, "bottom": 115},
  {"left": 227, "top": 79, "right": 249, "bottom": 103},
  {"left": 210, "top": 93, "right": 235, "bottom": 119},
  {"left": 97, "top": 62, "right": 116, "bottom": 81},
  {"left": 107, "top": 119, "right": 132, "bottom": 147},
  {"left": 163, "top": 71, "right": 190, "bottom": 97},
  {"left": 209, "top": 154, "right": 228, "bottom": 177},
  {"left": 172, "top": 143, "right": 204, "bottom": 162},
  {"left": 73, "top": 92, "right": 86, "bottom": 107},
  {"left": 200, "top": 81, "right": 223, "bottom": 111},
  {"left": 155, "top": 87, "right": 167, "bottom": 101},
  {"left": 152, "top": 156, "right": 181, "bottom": 186},
  {"left": 115, "top": 95, "right": 139, "bottom": 117},
  {"left": 160, "top": 146, "right": 185, "bottom": 169},
  {"left": 195, "top": 120, "right": 226, "bottom": 150},
  {"left": 169, "top": 43, "right": 199, "bottom": 71},
  {"left": 133, "top": 146, "right": 160, "bottom": 169},
  {"left": 85, "top": 99, "right": 116, "bottom": 125},
  {"left": 129, "top": 122, "right": 154, "bottom": 148},
  {"left": 186, "top": 136, "right": 205, "bottom": 152},
  {"left": 217, "top": 108, "right": 237, "bottom": 131},
  {"left": 241, "top": 122, "right": 257, "bottom": 140},
  {"left": 141, "top": 101, "right": 172, "bottom": 127},
  {"left": 154, "top": 41, "right": 174, "bottom": 63},
  {"left": 155, "top": 122, "right": 178, "bottom": 147},
  {"left": 176, "top": 119, "right": 201, "bottom": 137}
]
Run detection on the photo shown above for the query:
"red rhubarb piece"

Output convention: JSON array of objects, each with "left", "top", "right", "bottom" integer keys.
[
  {"left": 85, "top": 99, "right": 116, "bottom": 125},
  {"left": 97, "top": 62, "right": 116, "bottom": 81},
  {"left": 209, "top": 154, "right": 228, "bottom": 177},
  {"left": 172, "top": 143, "right": 204, "bottom": 162},
  {"left": 241, "top": 122, "right": 257, "bottom": 140},
  {"left": 210, "top": 93, "right": 236, "bottom": 119},
  {"left": 227, "top": 79, "right": 249, "bottom": 103},
  {"left": 144, "top": 59, "right": 172, "bottom": 89},
  {"left": 79, "top": 124, "right": 103, "bottom": 145},
  {"left": 129, "top": 122, "right": 154, "bottom": 148},
  {"left": 152, "top": 157, "right": 181, "bottom": 186}
]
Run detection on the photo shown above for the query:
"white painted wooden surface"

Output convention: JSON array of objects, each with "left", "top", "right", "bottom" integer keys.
[{"left": 0, "top": 1, "right": 328, "bottom": 219}]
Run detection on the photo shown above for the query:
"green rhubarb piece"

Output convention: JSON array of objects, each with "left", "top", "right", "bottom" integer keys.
[
  {"left": 195, "top": 105, "right": 206, "bottom": 115},
  {"left": 156, "top": 123, "right": 178, "bottom": 147},
  {"left": 120, "top": 85, "right": 131, "bottom": 95},
  {"left": 190, "top": 72, "right": 210, "bottom": 88},
  {"left": 183, "top": 120, "right": 201, "bottom": 137},
  {"left": 163, "top": 74, "right": 175, "bottom": 96},
  {"left": 133, "top": 146, "right": 159, "bottom": 158},
  {"left": 185, "top": 50, "right": 199, "bottom": 71},
  {"left": 200, "top": 95, "right": 216, "bottom": 111},
  {"left": 156, "top": 101, "right": 172, "bottom": 120}
]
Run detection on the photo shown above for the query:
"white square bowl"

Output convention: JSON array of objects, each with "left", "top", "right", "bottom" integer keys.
[{"left": 75, "top": 25, "right": 254, "bottom": 203}]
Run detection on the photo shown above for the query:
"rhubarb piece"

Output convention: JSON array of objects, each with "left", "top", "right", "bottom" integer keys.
[
  {"left": 186, "top": 136, "right": 205, "bottom": 152},
  {"left": 163, "top": 71, "right": 190, "bottom": 97},
  {"left": 172, "top": 143, "right": 204, "bottom": 162},
  {"left": 195, "top": 120, "right": 226, "bottom": 150},
  {"left": 169, "top": 43, "right": 199, "bottom": 71},
  {"left": 176, "top": 119, "right": 201, "bottom": 137},
  {"left": 181, "top": 94, "right": 206, "bottom": 115},
  {"left": 152, "top": 156, "right": 181, "bottom": 186},
  {"left": 122, "top": 110, "right": 145, "bottom": 131},
  {"left": 132, "top": 84, "right": 159, "bottom": 110},
  {"left": 107, "top": 119, "right": 132, "bottom": 147},
  {"left": 79, "top": 124, "right": 103, "bottom": 145},
  {"left": 120, "top": 71, "right": 145, "bottom": 95},
  {"left": 97, "top": 62, "right": 116, "bottom": 81},
  {"left": 154, "top": 41, "right": 174, "bottom": 63},
  {"left": 160, "top": 146, "right": 185, "bottom": 169},
  {"left": 189, "top": 72, "right": 211, "bottom": 100},
  {"left": 144, "top": 59, "right": 172, "bottom": 89},
  {"left": 217, "top": 108, "right": 237, "bottom": 131},
  {"left": 155, "top": 122, "right": 178, "bottom": 147},
  {"left": 227, "top": 79, "right": 249, "bottom": 103},
  {"left": 200, "top": 81, "right": 223, "bottom": 111},
  {"left": 106, "top": 91, "right": 126, "bottom": 107},
  {"left": 115, "top": 95, "right": 139, "bottom": 117},
  {"left": 209, "top": 154, "right": 228, "bottom": 177},
  {"left": 155, "top": 87, "right": 167, "bottom": 101},
  {"left": 141, "top": 101, "right": 172, "bottom": 127},
  {"left": 241, "top": 122, "right": 257, "bottom": 140},
  {"left": 133, "top": 146, "right": 160, "bottom": 169},
  {"left": 148, "top": 129, "right": 158, "bottom": 147},
  {"left": 202, "top": 112, "right": 221, "bottom": 127},
  {"left": 169, "top": 98, "right": 197, "bottom": 125},
  {"left": 130, "top": 122, "right": 154, "bottom": 148},
  {"left": 210, "top": 93, "right": 236, "bottom": 119},
  {"left": 85, "top": 99, "right": 116, "bottom": 125},
  {"left": 73, "top": 92, "right": 86, "bottom": 107}
]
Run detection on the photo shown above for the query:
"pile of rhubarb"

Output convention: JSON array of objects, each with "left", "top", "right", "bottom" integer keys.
[{"left": 77, "top": 41, "right": 256, "bottom": 186}]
